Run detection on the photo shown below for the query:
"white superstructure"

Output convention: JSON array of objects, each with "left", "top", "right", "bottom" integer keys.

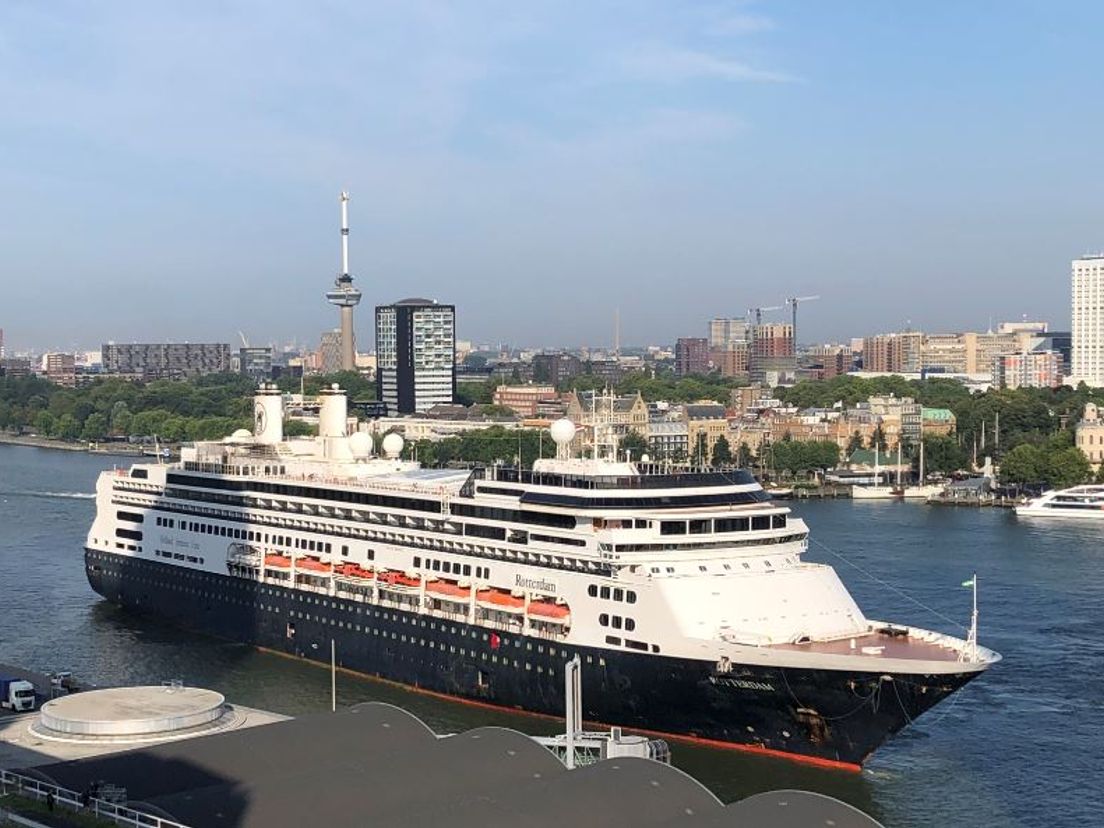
[{"left": 1016, "top": 484, "right": 1104, "bottom": 519}]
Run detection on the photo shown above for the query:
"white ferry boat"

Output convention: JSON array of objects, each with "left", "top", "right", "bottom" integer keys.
[
  {"left": 84, "top": 384, "right": 1000, "bottom": 769},
  {"left": 1015, "top": 484, "right": 1104, "bottom": 519}
]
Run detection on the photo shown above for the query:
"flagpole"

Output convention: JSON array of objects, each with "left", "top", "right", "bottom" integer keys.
[{"left": 970, "top": 573, "right": 978, "bottom": 661}]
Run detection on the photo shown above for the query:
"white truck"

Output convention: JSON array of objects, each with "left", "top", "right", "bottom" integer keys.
[{"left": 0, "top": 676, "right": 36, "bottom": 712}]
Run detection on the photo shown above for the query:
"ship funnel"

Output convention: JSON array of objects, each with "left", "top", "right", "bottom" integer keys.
[
  {"left": 319, "top": 384, "right": 348, "bottom": 438},
  {"left": 253, "top": 383, "right": 284, "bottom": 445}
]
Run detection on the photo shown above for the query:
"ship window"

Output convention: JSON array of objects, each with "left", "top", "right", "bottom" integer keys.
[
  {"left": 611, "top": 616, "right": 622, "bottom": 629},
  {"left": 715, "top": 517, "right": 750, "bottom": 533},
  {"left": 752, "top": 515, "right": 770, "bottom": 531},
  {"left": 613, "top": 588, "right": 623, "bottom": 601},
  {"left": 588, "top": 585, "right": 597, "bottom": 597},
  {"left": 432, "top": 560, "right": 441, "bottom": 571},
  {"left": 414, "top": 557, "right": 422, "bottom": 568},
  {"left": 599, "top": 613, "right": 609, "bottom": 626},
  {"left": 599, "top": 586, "right": 610, "bottom": 599},
  {"left": 661, "top": 521, "right": 687, "bottom": 536},
  {"left": 627, "top": 591, "right": 637, "bottom": 603},
  {"left": 625, "top": 618, "right": 636, "bottom": 632},
  {"left": 772, "top": 515, "right": 787, "bottom": 529},
  {"left": 463, "top": 564, "right": 471, "bottom": 576},
  {"left": 689, "top": 519, "right": 710, "bottom": 535},
  {"left": 605, "top": 636, "right": 621, "bottom": 646},
  {"left": 634, "top": 519, "right": 648, "bottom": 528}
]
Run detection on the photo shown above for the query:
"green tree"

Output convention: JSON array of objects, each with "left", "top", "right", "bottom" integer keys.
[
  {"left": 736, "top": 441, "right": 753, "bottom": 468},
  {"left": 1000, "top": 444, "right": 1047, "bottom": 484},
  {"left": 619, "top": 429, "right": 649, "bottom": 460},
  {"left": 33, "top": 411, "right": 55, "bottom": 436},
  {"left": 80, "top": 412, "right": 109, "bottom": 441},
  {"left": 846, "top": 430, "right": 864, "bottom": 455},
  {"left": 921, "top": 435, "right": 969, "bottom": 475},
  {"left": 55, "top": 414, "right": 80, "bottom": 440},
  {"left": 868, "top": 424, "right": 887, "bottom": 452},
  {"left": 1047, "top": 447, "right": 1092, "bottom": 489},
  {"left": 711, "top": 435, "right": 733, "bottom": 467}
]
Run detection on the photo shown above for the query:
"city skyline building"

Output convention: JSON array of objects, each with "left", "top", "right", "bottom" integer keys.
[
  {"left": 1071, "top": 254, "right": 1104, "bottom": 386},
  {"left": 375, "top": 298, "right": 456, "bottom": 415},
  {"left": 993, "top": 351, "right": 1061, "bottom": 389},
  {"left": 324, "top": 191, "right": 362, "bottom": 372},
  {"left": 101, "top": 342, "right": 231, "bottom": 379},
  {"left": 674, "top": 337, "right": 709, "bottom": 376}
]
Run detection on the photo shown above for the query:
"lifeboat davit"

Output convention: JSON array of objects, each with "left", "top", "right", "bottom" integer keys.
[
  {"left": 477, "top": 588, "right": 525, "bottom": 613},
  {"left": 527, "top": 599, "right": 570, "bottom": 622},
  {"left": 296, "top": 557, "right": 332, "bottom": 573},
  {"left": 339, "top": 563, "right": 375, "bottom": 580},
  {"left": 378, "top": 571, "right": 422, "bottom": 589},
  {"left": 426, "top": 580, "right": 471, "bottom": 602},
  {"left": 264, "top": 554, "right": 292, "bottom": 568}
]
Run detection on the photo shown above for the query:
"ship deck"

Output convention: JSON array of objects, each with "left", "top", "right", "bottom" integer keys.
[{"left": 773, "top": 630, "right": 966, "bottom": 663}]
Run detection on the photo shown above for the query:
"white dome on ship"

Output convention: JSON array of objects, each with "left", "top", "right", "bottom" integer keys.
[
  {"left": 348, "top": 431, "right": 373, "bottom": 459},
  {"left": 382, "top": 432, "right": 405, "bottom": 459},
  {"left": 232, "top": 429, "right": 252, "bottom": 439},
  {"left": 550, "top": 418, "right": 576, "bottom": 445}
]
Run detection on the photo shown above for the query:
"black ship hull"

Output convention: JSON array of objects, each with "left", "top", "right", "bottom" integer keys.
[{"left": 85, "top": 548, "right": 978, "bottom": 769}]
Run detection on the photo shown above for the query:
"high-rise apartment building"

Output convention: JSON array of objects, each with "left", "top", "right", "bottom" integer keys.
[
  {"left": 319, "top": 330, "right": 343, "bottom": 375},
  {"left": 708, "top": 317, "right": 746, "bottom": 349},
  {"left": 1072, "top": 254, "right": 1104, "bottom": 386},
  {"left": 375, "top": 298, "right": 456, "bottom": 415},
  {"left": 239, "top": 347, "right": 274, "bottom": 381},
  {"left": 862, "top": 332, "right": 922, "bottom": 373},
  {"left": 674, "top": 338, "right": 709, "bottom": 376},
  {"left": 993, "top": 351, "right": 1061, "bottom": 389},
  {"left": 101, "top": 343, "right": 231, "bottom": 379},
  {"left": 748, "top": 323, "right": 795, "bottom": 382},
  {"left": 44, "top": 352, "right": 76, "bottom": 387}
]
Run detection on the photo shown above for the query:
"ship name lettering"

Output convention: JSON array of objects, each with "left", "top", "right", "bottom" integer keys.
[
  {"left": 515, "top": 574, "right": 557, "bottom": 594},
  {"left": 709, "top": 676, "right": 775, "bottom": 692}
]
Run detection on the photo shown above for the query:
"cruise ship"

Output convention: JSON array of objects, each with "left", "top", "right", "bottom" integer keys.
[
  {"left": 1016, "top": 484, "right": 1104, "bottom": 519},
  {"left": 84, "top": 385, "right": 1001, "bottom": 769}
]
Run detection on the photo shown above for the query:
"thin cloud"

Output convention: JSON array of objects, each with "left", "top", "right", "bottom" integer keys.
[
  {"left": 617, "top": 45, "right": 798, "bottom": 84},
  {"left": 711, "top": 13, "right": 777, "bottom": 35}
]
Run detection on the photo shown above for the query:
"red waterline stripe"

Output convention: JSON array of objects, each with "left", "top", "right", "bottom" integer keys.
[{"left": 255, "top": 645, "right": 862, "bottom": 774}]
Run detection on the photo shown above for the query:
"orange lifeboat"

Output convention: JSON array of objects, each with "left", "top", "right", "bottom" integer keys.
[
  {"left": 477, "top": 589, "right": 525, "bottom": 613},
  {"left": 426, "top": 580, "right": 471, "bottom": 602},
  {"left": 264, "top": 554, "right": 292, "bottom": 568},
  {"left": 296, "top": 557, "right": 333, "bottom": 573},
  {"left": 527, "top": 600, "right": 570, "bottom": 622},
  {"left": 378, "top": 571, "right": 422, "bottom": 589},
  {"left": 339, "top": 563, "right": 375, "bottom": 580}
]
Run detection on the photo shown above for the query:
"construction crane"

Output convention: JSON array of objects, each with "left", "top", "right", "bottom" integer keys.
[
  {"left": 746, "top": 305, "right": 784, "bottom": 326},
  {"left": 786, "top": 295, "right": 820, "bottom": 342}
]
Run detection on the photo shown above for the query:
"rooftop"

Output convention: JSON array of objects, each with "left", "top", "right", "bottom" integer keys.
[{"left": 21, "top": 703, "right": 883, "bottom": 828}]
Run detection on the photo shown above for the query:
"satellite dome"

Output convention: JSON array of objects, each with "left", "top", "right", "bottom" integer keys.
[
  {"left": 640, "top": 453, "right": 650, "bottom": 463},
  {"left": 348, "top": 432, "right": 373, "bottom": 458},
  {"left": 550, "top": 418, "right": 577, "bottom": 445},
  {"left": 231, "top": 428, "right": 252, "bottom": 440},
  {"left": 382, "top": 432, "right": 405, "bottom": 459}
]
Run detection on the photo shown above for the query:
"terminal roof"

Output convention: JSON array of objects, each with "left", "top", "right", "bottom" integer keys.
[{"left": 28, "top": 703, "right": 882, "bottom": 828}]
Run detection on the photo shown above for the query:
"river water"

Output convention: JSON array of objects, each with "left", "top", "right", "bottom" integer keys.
[{"left": 0, "top": 443, "right": 1100, "bottom": 826}]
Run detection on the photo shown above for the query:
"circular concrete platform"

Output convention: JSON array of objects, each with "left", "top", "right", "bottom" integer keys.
[{"left": 31, "top": 686, "right": 233, "bottom": 743}]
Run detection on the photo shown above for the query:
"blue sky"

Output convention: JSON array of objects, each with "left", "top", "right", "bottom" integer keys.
[{"left": 1, "top": 1, "right": 1101, "bottom": 352}]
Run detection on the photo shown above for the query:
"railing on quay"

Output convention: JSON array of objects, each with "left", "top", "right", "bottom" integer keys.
[{"left": 0, "top": 769, "right": 189, "bottom": 828}]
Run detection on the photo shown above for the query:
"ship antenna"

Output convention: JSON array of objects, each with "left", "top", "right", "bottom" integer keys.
[{"left": 968, "top": 572, "right": 979, "bottom": 661}]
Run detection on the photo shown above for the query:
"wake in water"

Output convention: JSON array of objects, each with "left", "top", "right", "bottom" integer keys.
[{"left": 0, "top": 490, "right": 95, "bottom": 500}]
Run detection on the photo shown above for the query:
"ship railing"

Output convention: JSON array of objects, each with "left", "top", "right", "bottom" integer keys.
[{"left": 0, "top": 769, "right": 189, "bottom": 828}]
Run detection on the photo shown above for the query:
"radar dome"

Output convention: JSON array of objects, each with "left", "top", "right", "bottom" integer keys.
[
  {"left": 382, "top": 432, "right": 405, "bottom": 459},
  {"left": 348, "top": 432, "right": 373, "bottom": 458},
  {"left": 640, "top": 453, "right": 650, "bottom": 463},
  {"left": 550, "top": 418, "right": 577, "bottom": 445},
  {"left": 231, "top": 428, "right": 252, "bottom": 440}
]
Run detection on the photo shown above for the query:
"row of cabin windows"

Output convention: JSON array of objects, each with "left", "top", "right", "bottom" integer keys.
[
  {"left": 179, "top": 518, "right": 334, "bottom": 555},
  {"left": 587, "top": 584, "right": 637, "bottom": 603},
  {"left": 598, "top": 613, "right": 636, "bottom": 632},
  {"left": 141, "top": 496, "right": 609, "bottom": 579},
  {"left": 154, "top": 549, "right": 204, "bottom": 564},
  {"left": 115, "top": 527, "right": 143, "bottom": 542},
  {"left": 117, "top": 510, "right": 144, "bottom": 524},
  {"left": 160, "top": 487, "right": 585, "bottom": 553},
  {"left": 413, "top": 556, "right": 488, "bottom": 580},
  {"left": 661, "top": 514, "right": 785, "bottom": 536},
  {"left": 592, "top": 518, "right": 650, "bottom": 530},
  {"left": 155, "top": 516, "right": 176, "bottom": 528}
]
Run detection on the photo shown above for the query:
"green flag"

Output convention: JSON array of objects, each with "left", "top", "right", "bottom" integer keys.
[{"left": 961, "top": 578, "right": 975, "bottom": 588}]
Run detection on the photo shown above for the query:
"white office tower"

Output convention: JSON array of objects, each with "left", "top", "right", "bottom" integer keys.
[{"left": 1072, "top": 254, "right": 1104, "bottom": 386}]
